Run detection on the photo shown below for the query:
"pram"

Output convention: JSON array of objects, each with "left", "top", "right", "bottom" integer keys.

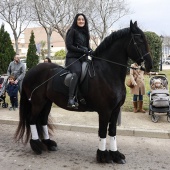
[
  {"left": 148, "top": 74, "right": 170, "bottom": 123},
  {"left": 0, "top": 74, "right": 9, "bottom": 108}
]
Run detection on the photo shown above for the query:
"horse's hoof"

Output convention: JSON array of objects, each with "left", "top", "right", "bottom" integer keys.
[
  {"left": 109, "top": 150, "right": 126, "bottom": 164},
  {"left": 42, "top": 139, "right": 58, "bottom": 151},
  {"left": 30, "top": 139, "right": 45, "bottom": 155},
  {"left": 117, "top": 159, "right": 126, "bottom": 164},
  {"left": 96, "top": 149, "right": 112, "bottom": 163}
]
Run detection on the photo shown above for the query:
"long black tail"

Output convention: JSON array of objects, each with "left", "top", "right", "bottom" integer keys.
[{"left": 14, "top": 87, "right": 31, "bottom": 144}]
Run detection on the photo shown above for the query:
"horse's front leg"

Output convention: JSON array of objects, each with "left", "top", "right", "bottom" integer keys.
[
  {"left": 96, "top": 113, "right": 111, "bottom": 163},
  {"left": 108, "top": 108, "right": 126, "bottom": 164}
]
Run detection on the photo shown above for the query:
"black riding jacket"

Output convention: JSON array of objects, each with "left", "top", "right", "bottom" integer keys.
[{"left": 66, "top": 28, "right": 91, "bottom": 58}]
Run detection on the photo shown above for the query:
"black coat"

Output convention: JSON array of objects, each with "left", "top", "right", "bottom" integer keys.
[
  {"left": 6, "top": 83, "right": 19, "bottom": 97},
  {"left": 66, "top": 28, "right": 91, "bottom": 58}
]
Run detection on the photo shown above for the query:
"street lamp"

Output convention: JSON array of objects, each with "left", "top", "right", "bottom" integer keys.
[{"left": 160, "top": 35, "right": 164, "bottom": 71}]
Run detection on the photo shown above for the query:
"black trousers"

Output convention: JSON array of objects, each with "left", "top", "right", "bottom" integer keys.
[
  {"left": 10, "top": 95, "right": 18, "bottom": 108},
  {"left": 65, "top": 57, "right": 87, "bottom": 78}
]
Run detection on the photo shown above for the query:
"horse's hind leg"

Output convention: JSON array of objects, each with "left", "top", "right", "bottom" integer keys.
[
  {"left": 29, "top": 100, "right": 57, "bottom": 154},
  {"left": 108, "top": 108, "right": 126, "bottom": 164},
  {"left": 40, "top": 100, "right": 57, "bottom": 151}
]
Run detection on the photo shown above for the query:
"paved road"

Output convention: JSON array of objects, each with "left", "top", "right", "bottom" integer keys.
[{"left": 0, "top": 124, "right": 170, "bottom": 170}]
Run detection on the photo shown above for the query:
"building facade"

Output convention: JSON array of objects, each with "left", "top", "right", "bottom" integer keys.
[{"left": 12, "top": 27, "right": 97, "bottom": 58}]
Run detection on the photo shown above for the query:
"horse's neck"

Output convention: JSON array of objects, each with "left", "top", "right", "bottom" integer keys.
[{"left": 93, "top": 60, "right": 127, "bottom": 81}]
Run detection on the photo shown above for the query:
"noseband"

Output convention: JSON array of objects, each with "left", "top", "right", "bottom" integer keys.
[{"left": 129, "top": 33, "right": 150, "bottom": 63}]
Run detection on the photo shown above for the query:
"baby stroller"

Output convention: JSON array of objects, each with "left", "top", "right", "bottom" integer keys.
[
  {"left": 148, "top": 74, "right": 170, "bottom": 123},
  {"left": 0, "top": 74, "right": 9, "bottom": 108}
]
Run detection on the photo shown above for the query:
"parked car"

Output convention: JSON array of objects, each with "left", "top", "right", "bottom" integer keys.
[
  {"left": 165, "top": 58, "right": 170, "bottom": 65},
  {"left": 20, "top": 58, "right": 27, "bottom": 69}
]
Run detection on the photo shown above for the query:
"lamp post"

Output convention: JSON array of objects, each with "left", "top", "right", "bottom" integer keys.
[{"left": 160, "top": 35, "right": 164, "bottom": 71}]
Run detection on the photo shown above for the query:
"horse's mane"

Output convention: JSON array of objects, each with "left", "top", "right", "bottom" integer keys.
[{"left": 94, "top": 28, "right": 130, "bottom": 56}]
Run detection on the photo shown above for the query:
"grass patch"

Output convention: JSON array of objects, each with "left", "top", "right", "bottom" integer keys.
[{"left": 123, "top": 70, "right": 170, "bottom": 112}]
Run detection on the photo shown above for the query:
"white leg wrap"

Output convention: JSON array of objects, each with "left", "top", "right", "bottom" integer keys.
[
  {"left": 30, "top": 125, "right": 39, "bottom": 140},
  {"left": 42, "top": 125, "right": 49, "bottom": 139},
  {"left": 98, "top": 138, "right": 106, "bottom": 151},
  {"left": 110, "top": 136, "right": 117, "bottom": 151}
]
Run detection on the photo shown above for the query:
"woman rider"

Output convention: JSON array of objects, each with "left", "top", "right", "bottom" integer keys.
[{"left": 65, "top": 13, "right": 92, "bottom": 109}]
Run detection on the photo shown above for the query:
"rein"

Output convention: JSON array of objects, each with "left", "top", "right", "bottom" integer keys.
[
  {"left": 28, "top": 54, "right": 86, "bottom": 101},
  {"left": 29, "top": 33, "right": 148, "bottom": 100},
  {"left": 91, "top": 55, "right": 139, "bottom": 70}
]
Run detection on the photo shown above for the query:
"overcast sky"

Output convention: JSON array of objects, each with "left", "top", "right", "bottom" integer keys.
[
  {"left": 1, "top": 0, "right": 170, "bottom": 38},
  {"left": 114, "top": 0, "right": 170, "bottom": 36}
]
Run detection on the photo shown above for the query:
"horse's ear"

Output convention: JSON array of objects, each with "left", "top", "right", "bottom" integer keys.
[
  {"left": 134, "top": 21, "right": 138, "bottom": 27},
  {"left": 130, "top": 20, "right": 137, "bottom": 32}
]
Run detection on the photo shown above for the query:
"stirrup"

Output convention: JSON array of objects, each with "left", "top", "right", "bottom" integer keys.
[{"left": 67, "top": 99, "right": 78, "bottom": 109}]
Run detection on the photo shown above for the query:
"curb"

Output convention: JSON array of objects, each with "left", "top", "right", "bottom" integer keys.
[{"left": 0, "top": 119, "right": 170, "bottom": 139}]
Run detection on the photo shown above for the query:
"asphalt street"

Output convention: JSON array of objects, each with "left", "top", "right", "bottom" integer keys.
[{"left": 0, "top": 124, "right": 170, "bottom": 170}]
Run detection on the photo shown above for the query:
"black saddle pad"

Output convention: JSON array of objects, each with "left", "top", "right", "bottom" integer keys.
[
  {"left": 52, "top": 67, "right": 69, "bottom": 96},
  {"left": 52, "top": 65, "right": 90, "bottom": 97}
]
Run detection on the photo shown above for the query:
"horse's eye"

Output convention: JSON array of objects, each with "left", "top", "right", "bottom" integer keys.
[{"left": 135, "top": 35, "right": 143, "bottom": 43}]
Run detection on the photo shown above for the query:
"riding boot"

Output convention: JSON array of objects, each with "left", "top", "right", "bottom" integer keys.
[
  {"left": 67, "top": 73, "right": 79, "bottom": 109},
  {"left": 139, "top": 101, "right": 146, "bottom": 113},
  {"left": 133, "top": 101, "right": 138, "bottom": 113}
]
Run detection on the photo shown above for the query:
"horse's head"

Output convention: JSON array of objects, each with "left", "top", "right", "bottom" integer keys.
[{"left": 128, "top": 20, "right": 153, "bottom": 72}]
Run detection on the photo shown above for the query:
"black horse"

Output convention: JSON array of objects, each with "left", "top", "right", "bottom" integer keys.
[{"left": 15, "top": 21, "right": 152, "bottom": 164}]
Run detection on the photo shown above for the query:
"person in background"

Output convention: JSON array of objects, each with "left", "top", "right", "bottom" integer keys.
[
  {"left": 44, "top": 57, "right": 52, "bottom": 63},
  {"left": 130, "top": 63, "right": 146, "bottom": 113},
  {"left": 65, "top": 13, "right": 92, "bottom": 109},
  {"left": 6, "top": 75, "right": 19, "bottom": 111},
  {"left": 7, "top": 54, "right": 25, "bottom": 94}
]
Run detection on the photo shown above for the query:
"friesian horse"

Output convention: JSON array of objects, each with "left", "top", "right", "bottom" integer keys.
[{"left": 15, "top": 21, "right": 152, "bottom": 164}]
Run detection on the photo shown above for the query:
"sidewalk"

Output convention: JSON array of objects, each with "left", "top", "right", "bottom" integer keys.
[{"left": 0, "top": 107, "right": 170, "bottom": 139}]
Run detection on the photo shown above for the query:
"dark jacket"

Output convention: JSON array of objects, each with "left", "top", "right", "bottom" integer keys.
[
  {"left": 66, "top": 28, "right": 91, "bottom": 58},
  {"left": 6, "top": 83, "right": 19, "bottom": 97}
]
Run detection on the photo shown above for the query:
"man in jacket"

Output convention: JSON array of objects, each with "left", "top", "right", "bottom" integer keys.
[{"left": 7, "top": 54, "right": 26, "bottom": 94}]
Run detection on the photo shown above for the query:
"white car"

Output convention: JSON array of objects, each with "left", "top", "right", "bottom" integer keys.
[
  {"left": 165, "top": 58, "right": 170, "bottom": 65},
  {"left": 20, "top": 58, "right": 27, "bottom": 69}
]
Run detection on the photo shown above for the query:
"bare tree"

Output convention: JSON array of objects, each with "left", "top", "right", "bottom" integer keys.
[
  {"left": 31, "top": 0, "right": 66, "bottom": 57},
  {"left": 0, "top": 0, "right": 32, "bottom": 53},
  {"left": 86, "top": 0, "right": 130, "bottom": 46},
  {"left": 31, "top": 0, "right": 87, "bottom": 57}
]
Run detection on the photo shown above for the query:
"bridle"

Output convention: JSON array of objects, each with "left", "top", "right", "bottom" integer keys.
[
  {"left": 92, "top": 33, "right": 149, "bottom": 70},
  {"left": 129, "top": 33, "right": 150, "bottom": 64}
]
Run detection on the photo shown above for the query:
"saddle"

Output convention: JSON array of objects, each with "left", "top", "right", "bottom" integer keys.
[
  {"left": 63, "top": 61, "right": 89, "bottom": 87},
  {"left": 52, "top": 60, "right": 94, "bottom": 97}
]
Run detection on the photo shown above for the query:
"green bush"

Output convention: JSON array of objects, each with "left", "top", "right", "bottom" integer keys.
[
  {"left": 26, "top": 31, "right": 39, "bottom": 70},
  {"left": 0, "top": 24, "right": 15, "bottom": 74},
  {"left": 145, "top": 32, "right": 162, "bottom": 72},
  {"left": 54, "top": 49, "right": 66, "bottom": 59}
]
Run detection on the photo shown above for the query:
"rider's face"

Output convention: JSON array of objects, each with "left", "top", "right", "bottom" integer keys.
[{"left": 77, "top": 15, "right": 85, "bottom": 27}]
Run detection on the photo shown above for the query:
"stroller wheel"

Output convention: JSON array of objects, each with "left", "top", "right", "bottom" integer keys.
[{"left": 151, "top": 114, "right": 159, "bottom": 123}]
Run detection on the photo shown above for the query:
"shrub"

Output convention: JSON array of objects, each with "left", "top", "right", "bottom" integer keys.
[{"left": 54, "top": 49, "right": 66, "bottom": 59}]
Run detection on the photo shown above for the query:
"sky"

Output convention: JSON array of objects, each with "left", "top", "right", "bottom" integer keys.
[
  {"left": 1, "top": 0, "right": 170, "bottom": 38},
  {"left": 114, "top": 0, "right": 170, "bottom": 36}
]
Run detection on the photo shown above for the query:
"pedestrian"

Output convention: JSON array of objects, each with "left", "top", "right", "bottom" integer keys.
[
  {"left": 6, "top": 75, "right": 19, "bottom": 111},
  {"left": 65, "top": 13, "right": 93, "bottom": 109},
  {"left": 44, "top": 57, "right": 52, "bottom": 63},
  {"left": 7, "top": 54, "right": 26, "bottom": 93},
  {"left": 130, "top": 63, "right": 146, "bottom": 113}
]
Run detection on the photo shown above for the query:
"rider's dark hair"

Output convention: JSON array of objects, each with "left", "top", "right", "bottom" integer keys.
[{"left": 71, "top": 13, "right": 90, "bottom": 40}]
